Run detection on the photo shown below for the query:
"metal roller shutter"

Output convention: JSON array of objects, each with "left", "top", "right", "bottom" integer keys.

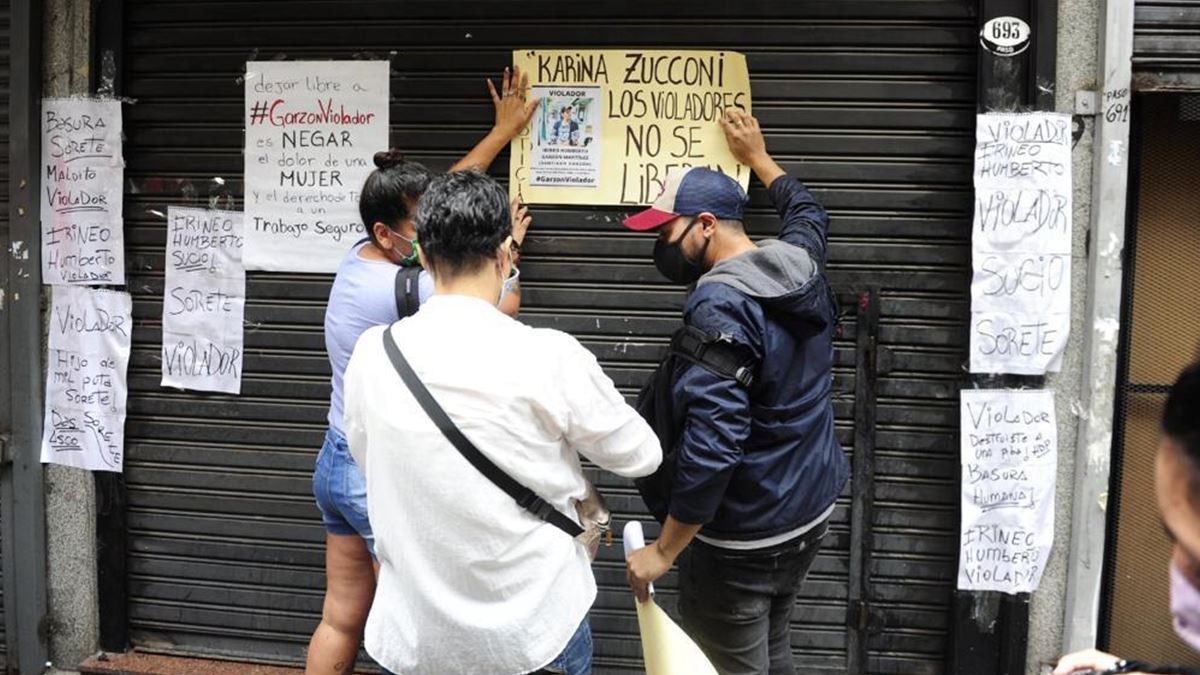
[
  {"left": 118, "top": 2, "right": 973, "bottom": 672},
  {"left": 0, "top": 0, "right": 10, "bottom": 665},
  {"left": 1134, "top": 1, "right": 1200, "bottom": 87}
]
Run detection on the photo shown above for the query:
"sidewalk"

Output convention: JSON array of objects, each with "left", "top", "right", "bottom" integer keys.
[{"left": 78, "top": 653, "right": 304, "bottom": 675}]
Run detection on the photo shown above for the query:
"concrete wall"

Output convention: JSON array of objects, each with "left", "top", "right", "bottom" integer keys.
[
  {"left": 42, "top": 0, "right": 100, "bottom": 668},
  {"left": 1024, "top": 1, "right": 1102, "bottom": 673}
]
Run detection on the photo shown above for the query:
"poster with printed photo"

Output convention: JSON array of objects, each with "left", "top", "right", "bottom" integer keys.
[{"left": 530, "top": 86, "right": 601, "bottom": 188}]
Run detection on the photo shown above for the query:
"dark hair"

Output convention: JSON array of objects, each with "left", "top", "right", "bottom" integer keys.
[
  {"left": 359, "top": 150, "right": 433, "bottom": 245},
  {"left": 415, "top": 170, "right": 512, "bottom": 278},
  {"left": 1165, "top": 362, "right": 1200, "bottom": 466}
]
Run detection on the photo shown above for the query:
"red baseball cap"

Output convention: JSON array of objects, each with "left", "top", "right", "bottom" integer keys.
[{"left": 622, "top": 167, "right": 747, "bottom": 231}]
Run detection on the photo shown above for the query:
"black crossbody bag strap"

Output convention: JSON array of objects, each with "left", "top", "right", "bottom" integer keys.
[
  {"left": 394, "top": 266, "right": 422, "bottom": 319},
  {"left": 381, "top": 327, "right": 584, "bottom": 537}
]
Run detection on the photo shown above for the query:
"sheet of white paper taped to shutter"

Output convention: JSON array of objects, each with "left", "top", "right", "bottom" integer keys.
[{"left": 622, "top": 521, "right": 718, "bottom": 675}]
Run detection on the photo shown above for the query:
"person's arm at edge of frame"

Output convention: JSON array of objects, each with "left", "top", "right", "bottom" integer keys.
[{"left": 450, "top": 65, "right": 540, "bottom": 173}]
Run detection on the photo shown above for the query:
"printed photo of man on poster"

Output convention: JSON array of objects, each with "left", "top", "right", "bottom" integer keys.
[{"left": 531, "top": 86, "right": 600, "bottom": 186}]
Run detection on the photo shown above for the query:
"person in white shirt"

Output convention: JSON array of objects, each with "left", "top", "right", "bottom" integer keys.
[
  {"left": 342, "top": 169, "right": 662, "bottom": 675},
  {"left": 306, "top": 67, "right": 538, "bottom": 675}
]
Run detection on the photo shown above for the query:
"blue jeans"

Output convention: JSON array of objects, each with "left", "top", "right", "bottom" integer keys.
[
  {"left": 311, "top": 427, "right": 375, "bottom": 555},
  {"left": 538, "top": 618, "right": 592, "bottom": 674},
  {"left": 379, "top": 620, "right": 591, "bottom": 675}
]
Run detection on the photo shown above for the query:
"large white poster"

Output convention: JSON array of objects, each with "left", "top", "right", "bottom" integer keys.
[
  {"left": 243, "top": 61, "right": 389, "bottom": 272},
  {"left": 970, "top": 113, "right": 1072, "bottom": 374},
  {"left": 161, "top": 207, "right": 245, "bottom": 394},
  {"left": 40, "top": 98, "right": 126, "bottom": 285},
  {"left": 41, "top": 287, "right": 131, "bottom": 472},
  {"left": 958, "top": 389, "right": 1057, "bottom": 594}
]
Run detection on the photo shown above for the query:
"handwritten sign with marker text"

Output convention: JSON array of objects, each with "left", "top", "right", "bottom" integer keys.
[
  {"left": 243, "top": 61, "right": 389, "bottom": 273},
  {"left": 958, "top": 389, "right": 1057, "bottom": 594},
  {"left": 970, "top": 113, "right": 1073, "bottom": 374},
  {"left": 41, "top": 287, "right": 131, "bottom": 472},
  {"left": 162, "top": 207, "right": 245, "bottom": 394},
  {"left": 40, "top": 98, "right": 126, "bottom": 285},
  {"left": 510, "top": 50, "right": 751, "bottom": 206}
]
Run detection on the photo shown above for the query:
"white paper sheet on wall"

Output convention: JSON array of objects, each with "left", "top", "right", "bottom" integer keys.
[
  {"left": 40, "top": 98, "right": 126, "bottom": 285},
  {"left": 242, "top": 60, "right": 390, "bottom": 273},
  {"left": 161, "top": 207, "right": 246, "bottom": 394},
  {"left": 41, "top": 286, "right": 132, "bottom": 472},
  {"left": 970, "top": 113, "right": 1073, "bottom": 374},
  {"left": 957, "top": 389, "right": 1057, "bottom": 593}
]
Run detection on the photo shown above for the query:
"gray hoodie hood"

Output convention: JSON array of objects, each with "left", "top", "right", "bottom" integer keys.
[{"left": 696, "top": 239, "right": 830, "bottom": 337}]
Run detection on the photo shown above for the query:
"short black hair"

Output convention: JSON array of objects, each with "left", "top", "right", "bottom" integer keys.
[
  {"left": 415, "top": 170, "right": 512, "bottom": 278},
  {"left": 359, "top": 150, "right": 433, "bottom": 246},
  {"left": 1165, "top": 362, "right": 1200, "bottom": 465}
]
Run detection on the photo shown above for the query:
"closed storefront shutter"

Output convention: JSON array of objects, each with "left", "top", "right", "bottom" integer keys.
[
  {"left": 0, "top": 0, "right": 11, "bottom": 665},
  {"left": 118, "top": 2, "right": 973, "bottom": 672},
  {"left": 1134, "top": 1, "right": 1200, "bottom": 87}
]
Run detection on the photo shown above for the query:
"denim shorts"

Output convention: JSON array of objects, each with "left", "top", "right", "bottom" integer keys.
[{"left": 312, "top": 427, "right": 375, "bottom": 555}]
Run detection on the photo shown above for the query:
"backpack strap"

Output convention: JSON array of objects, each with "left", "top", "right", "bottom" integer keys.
[
  {"left": 670, "top": 325, "right": 756, "bottom": 388},
  {"left": 380, "top": 326, "right": 584, "bottom": 538},
  {"left": 394, "top": 266, "right": 423, "bottom": 319}
]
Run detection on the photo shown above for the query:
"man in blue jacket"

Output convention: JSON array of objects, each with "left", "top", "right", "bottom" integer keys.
[{"left": 625, "top": 107, "right": 849, "bottom": 675}]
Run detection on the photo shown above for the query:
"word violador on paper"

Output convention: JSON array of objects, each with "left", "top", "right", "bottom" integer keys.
[
  {"left": 969, "top": 113, "right": 1073, "bottom": 375},
  {"left": 958, "top": 389, "right": 1057, "bottom": 594}
]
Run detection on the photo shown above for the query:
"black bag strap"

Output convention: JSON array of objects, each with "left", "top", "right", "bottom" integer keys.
[
  {"left": 380, "top": 326, "right": 584, "bottom": 538},
  {"left": 394, "top": 266, "right": 423, "bottom": 319},
  {"left": 670, "top": 325, "right": 757, "bottom": 388}
]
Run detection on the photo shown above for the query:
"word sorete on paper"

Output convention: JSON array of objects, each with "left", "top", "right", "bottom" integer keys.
[
  {"left": 958, "top": 389, "right": 1057, "bottom": 594},
  {"left": 40, "top": 98, "right": 126, "bottom": 285},
  {"left": 970, "top": 112, "right": 1073, "bottom": 375},
  {"left": 161, "top": 207, "right": 246, "bottom": 394},
  {"left": 41, "top": 286, "right": 131, "bottom": 472}
]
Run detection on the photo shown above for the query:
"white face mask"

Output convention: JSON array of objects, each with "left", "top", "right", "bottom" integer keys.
[
  {"left": 499, "top": 266, "right": 520, "bottom": 306},
  {"left": 1171, "top": 561, "right": 1200, "bottom": 651},
  {"left": 497, "top": 246, "right": 519, "bottom": 306}
]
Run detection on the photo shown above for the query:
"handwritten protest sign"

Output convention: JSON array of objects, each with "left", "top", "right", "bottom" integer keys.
[
  {"left": 40, "top": 98, "right": 125, "bottom": 285},
  {"left": 243, "top": 61, "right": 389, "bottom": 273},
  {"left": 41, "top": 287, "right": 131, "bottom": 472},
  {"left": 161, "top": 207, "right": 245, "bottom": 394},
  {"left": 509, "top": 50, "right": 751, "bottom": 206},
  {"left": 958, "top": 389, "right": 1057, "bottom": 594},
  {"left": 970, "top": 113, "right": 1072, "bottom": 374}
]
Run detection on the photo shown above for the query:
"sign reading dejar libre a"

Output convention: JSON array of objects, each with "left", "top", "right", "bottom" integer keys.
[
  {"left": 243, "top": 61, "right": 389, "bottom": 273},
  {"left": 509, "top": 50, "right": 752, "bottom": 207},
  {"left": 40, "top": 98, "right": 126, "bottom": 285}
]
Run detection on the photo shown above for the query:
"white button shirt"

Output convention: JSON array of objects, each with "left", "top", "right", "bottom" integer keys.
[{"left": 343, "top": 294, "right": 662, "bottom": 675}]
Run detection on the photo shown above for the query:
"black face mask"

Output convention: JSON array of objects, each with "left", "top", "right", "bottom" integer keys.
[{"left": 653, "top": 218, "right": 710, "bottom": 284}]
